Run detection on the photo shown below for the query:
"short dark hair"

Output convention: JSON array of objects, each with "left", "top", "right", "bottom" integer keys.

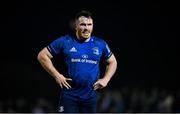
[{"left": 75, "top": 10, "right": 93, "bottom": 21}]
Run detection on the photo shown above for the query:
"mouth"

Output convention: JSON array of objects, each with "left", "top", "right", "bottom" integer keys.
[
  {"left": 83, "top": 32, "right": 90, "bottom": 35},
  {"left": 82, "top": 31, "right": 90, "bottom": 37}
]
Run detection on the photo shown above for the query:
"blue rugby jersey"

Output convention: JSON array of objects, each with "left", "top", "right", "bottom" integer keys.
[{"left": 47, "top": 35, "right": 112, "bottom": 101}]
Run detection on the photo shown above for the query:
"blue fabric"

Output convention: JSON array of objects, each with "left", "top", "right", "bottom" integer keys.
[
  {"left": 58, "top": 92, "right": 97, "bottom": 113},
  {"left": 47, "top": 35, "right": 112, "bottom": 101}
]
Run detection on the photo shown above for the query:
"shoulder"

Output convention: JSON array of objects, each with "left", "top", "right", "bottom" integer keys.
[
  {"left": 54, "top": 34, "right": 74, "bottom": 43},
  {"left": 92, "top": 36, "right": 107, "bottom": 45},
  {"left": 92, "top": 36, "right": 106, "bottom": 42}
]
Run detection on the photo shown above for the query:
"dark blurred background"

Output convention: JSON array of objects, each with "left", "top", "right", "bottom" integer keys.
[{"left": 0, "top": 0, "right": 178, "bottom": 113}]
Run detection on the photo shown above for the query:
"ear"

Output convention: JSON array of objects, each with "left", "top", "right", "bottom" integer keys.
[
  {"left": 75, "top": 25, "right": 77, "bottom": 31},
  {"left": 74, "top": 21, "right": 78, "bottom": 30}
]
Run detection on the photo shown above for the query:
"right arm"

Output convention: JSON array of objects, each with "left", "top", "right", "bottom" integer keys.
[{"left": 37, "top": 47, "right": 72, "bottom": 89}]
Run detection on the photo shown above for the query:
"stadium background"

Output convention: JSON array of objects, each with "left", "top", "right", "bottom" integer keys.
[{"left": 0, "top": 0, "right": 178, "bottom": 112}]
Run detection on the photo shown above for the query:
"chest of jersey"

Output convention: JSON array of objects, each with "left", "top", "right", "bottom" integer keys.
[{"left": 63, "top": 41, "right": 102, "bottom": 64}]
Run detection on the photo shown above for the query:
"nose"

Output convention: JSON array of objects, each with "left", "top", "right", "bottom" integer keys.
[
  {"left": 83, "top": 26, "right": 89, "bottom": 31},
  {"left": 84, "top": 24, "right": 88, "bottom": 29}
]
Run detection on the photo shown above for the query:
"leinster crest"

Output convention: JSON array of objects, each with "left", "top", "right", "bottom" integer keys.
[{"left": 92, "top": 47, "right": 99, "bottom": 55}]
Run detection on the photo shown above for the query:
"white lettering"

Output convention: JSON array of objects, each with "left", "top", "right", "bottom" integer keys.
[
  {"left": 85, "top": 59, "right": 97, "bottom": 64},
  {"left": 71, "top": 58, "right": 97, "bottom": 64},
  {"left": 71, "top": 58, "right": 81, "bottom": 62}
]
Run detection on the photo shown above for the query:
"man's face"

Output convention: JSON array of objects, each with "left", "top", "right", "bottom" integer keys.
[{"left": 75, "top": 16, "right": 93, "bottom": 40}]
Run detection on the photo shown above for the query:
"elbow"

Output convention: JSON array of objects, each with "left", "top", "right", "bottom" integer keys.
[
  {"left": 108, "top": 58, "right": 117, "bottom": 70},
  {"left": 112, "top": 56, "right": 117, "bottom": 70},
  {"left": 37, "top": 51, "right": 43, "bottom": 62},
  {"left": 114, "top": 58, "right": 117, "bottom": 69},
  {"left": 107, "top": 54, "right": 117, "bottom": 68},
  {"left": 37, "top": 48, "right": 53, "bottom": 63}
]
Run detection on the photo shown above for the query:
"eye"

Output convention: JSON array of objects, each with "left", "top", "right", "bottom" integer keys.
[{"left": 80, "top": 23, "right": 86, "bottom": 26}]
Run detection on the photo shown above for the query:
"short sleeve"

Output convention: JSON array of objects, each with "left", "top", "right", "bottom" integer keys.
[
  {"left": 102, "top": 41, "right": 112, "bottom": 60},
  {"left": 47, "top": 37, "right": 65, "bottom": 56}
]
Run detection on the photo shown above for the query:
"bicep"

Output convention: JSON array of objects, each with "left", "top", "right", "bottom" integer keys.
[
  {"left": 38, "top": 47, "right": 53, "bottom": 61},
  {"left": 106, "top": 54, "right": 116, "bottom": 64}
]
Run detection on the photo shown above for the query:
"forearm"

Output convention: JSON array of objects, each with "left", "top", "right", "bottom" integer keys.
[
  {"left": 38, "top": 57, "right": 61, "bottom": 79},
  {"left": 103, "top": 55, "right": 117, "bottom": 82},
  {"left": 93, "top": 56, "right": 117, "bottom": 90},
  {"left": 103, "top": 61, "right": 117, "bottom": 82},
  {"left": 37, "top": 48, "right": 62, "bottom": 79},
  {"left": 37, "top": 48, "right": 72, "bottom": 89}
]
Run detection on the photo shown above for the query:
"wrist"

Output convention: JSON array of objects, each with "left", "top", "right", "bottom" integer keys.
[
  {"left": 53, "top": 72, "right": 63, "bottom": 79},
  {"left": 103, "top": 76, "right": 111, "bottom": 82}
]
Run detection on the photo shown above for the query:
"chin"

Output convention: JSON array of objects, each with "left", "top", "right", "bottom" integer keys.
[
  {"left": 82, "top": 34, "right": 91, "bottom": 39},
  {"left": 83, "top": 36, "right": 90, "bottom": 39}
]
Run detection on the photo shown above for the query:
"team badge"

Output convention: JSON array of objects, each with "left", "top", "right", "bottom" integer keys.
[
  {"left": 92, "top": 47, "right": 99, "bottom": 55},
  {"left": 59, "top": 106, "right": 64, "bottom": 112}
]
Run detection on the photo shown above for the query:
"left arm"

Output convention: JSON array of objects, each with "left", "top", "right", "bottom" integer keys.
[{"left": 93, "top": 54, "right": 117, "bottom": 90}]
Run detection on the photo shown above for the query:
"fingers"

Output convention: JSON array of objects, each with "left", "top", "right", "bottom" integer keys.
[
  {"left": 93, "top": 81, "right": 99, "bottom": 90},
  {"left": 60, "top": 83, "right": 63, "bottom": 89},
  {"left": 64, "top": 80, "right": 71, "bottom": 89},
  {"left": 93, "top": 81, "right": 101, "bottom": 90},
  {"left": 94, "top": 83, "right": 103, "bottom": 90},
  {"left": 66, "top": 78, "right": 72, "bottom": 81},
  {"left": 61, "top": 78, "right": 72, "bottom": 89},
  {"left": 93, "top": 79, "right": 106, "bottom": 90},
  {"left": 93, "top": 84, "right": 99, "bottom": 90}
]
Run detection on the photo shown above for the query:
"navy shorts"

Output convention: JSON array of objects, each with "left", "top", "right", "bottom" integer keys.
[{"left": 58, "top": 94, "right": 97, "bottom": 113}]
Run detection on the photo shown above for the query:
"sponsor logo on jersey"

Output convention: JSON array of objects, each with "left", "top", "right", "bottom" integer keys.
[
  {"left": 71, "top": 58, "right": 97, "bottom": 64},
  {"left": 69, "top": 47, "right": 77, "bottom": 52},
  {"left": 82, "top": 54, "right": 88, "bottom": 59}
]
